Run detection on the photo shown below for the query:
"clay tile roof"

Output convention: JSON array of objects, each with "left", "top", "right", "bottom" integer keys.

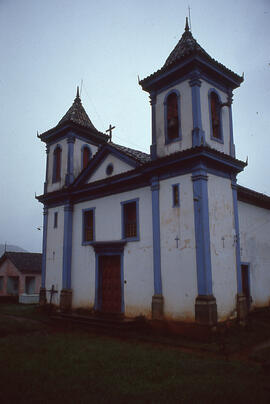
[
  {"left": 1, "top": 252, "right": 42, "bottom": 274},
  {"left": 57, "top": 89, "right": 97, "bottom": 131},
  {"left": 110, "top": 143, "right": 151, "bottom": 164}
]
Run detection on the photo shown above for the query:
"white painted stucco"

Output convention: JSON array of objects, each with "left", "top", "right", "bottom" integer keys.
[
  {"left": 73, "top": 138, "right": 98, "bottom": 179},
  {"left": 155, "top": 80, "right": 193, "bottom": 158},
  {"left": 207, "top": 174, "right": 238, "bottom": 320},
  {"left": 71, "top": 186, "right": 154, "bottom": 317},
  {"left": 45, "top": 207, "right": 64, "bottom": 304},
  {"left": 239, "top": 201, "right": 270, "bottom": 308},
  {"left": 159, "top": 174, "right": 197, "bottom": 321},
  {"left": 47, "top": 139, "right": 68, "bottom": 193},
  {"left": 87, "top": 154, "right": 134, "bottom": 184}
]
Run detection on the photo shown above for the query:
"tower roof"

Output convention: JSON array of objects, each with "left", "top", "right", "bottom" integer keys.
[
  {"left": 57, "top": 87, "right": 97, "bottom": 131},
  {"left": 140, "top": 19, "right": 243, "bottom": 91}
]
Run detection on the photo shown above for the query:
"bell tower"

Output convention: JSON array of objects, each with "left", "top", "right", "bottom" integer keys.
[{"left": 140, "top": 19, "right": 243, "bottom": 160}]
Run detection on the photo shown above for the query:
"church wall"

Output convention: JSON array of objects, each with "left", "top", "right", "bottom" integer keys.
[
  {"left": 238, "top": 201, "right": 270, "bottom": 308},
  {"left": 200, "top": 81, "right": 230, "bottom": 155},
  {"left": 71, "top": 186, "right": 154, "bottom": 317},
  {"left": 47, "top": 138, "right": 68, "bottom": 193},
  {"left": 207, "top": 174, "right": 238, "bottom": 320},
  {"left": 159, "top": 174, "right": 197, "bottom": 321},
  {"left": 155, "top": 80, "right": 193, "bottom": 158},
  {"left": 73, "top": 138, "right": 98, "bottom": 179},
  {"left": 45, "top": 206, "right": 64, "bottom": 304},
  {"left": 87, "top": 154, "right": 134, "bottom": 184}
]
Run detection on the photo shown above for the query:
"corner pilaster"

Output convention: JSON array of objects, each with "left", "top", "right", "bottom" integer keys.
[
  {"left": 150, "top": 93, "right": 157, "bottom": 160},
  {"left": 192, "top": 168, "right": 217, "bottom": 325},
  {"left": 61, "top": 203, "right": 73, "bottom": 311},
  {"left": 65, "top": 136, "right": 75, "bottom": 185},
  {"left": 151, "top": 177, "right": 164, "bottom": 319},
  {"left": 44, "top": 145, "right": 50, "bottom": 193}
]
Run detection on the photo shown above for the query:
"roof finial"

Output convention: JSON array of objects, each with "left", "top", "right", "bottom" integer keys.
[
  {"left": 76, "top": 85, "right": 80, "bottom": 99},
  {"left": 185, "top": 16, "right": 189, "bottom": 32}
]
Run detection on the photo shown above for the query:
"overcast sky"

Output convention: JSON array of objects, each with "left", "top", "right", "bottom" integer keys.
[{"left": 0, "top": 0, "right": 269, "bottom": 252}]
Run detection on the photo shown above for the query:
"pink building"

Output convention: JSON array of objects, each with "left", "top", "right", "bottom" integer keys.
[{"left": 0, "top": 252, "right": 42, "bottom": 298}]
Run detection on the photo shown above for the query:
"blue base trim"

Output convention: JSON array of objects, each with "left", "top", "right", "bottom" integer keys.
[{"left": 192, "top": 170, "right": 213, "bottom": 295}]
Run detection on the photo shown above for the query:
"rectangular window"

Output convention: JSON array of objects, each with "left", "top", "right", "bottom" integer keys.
[
  {"left": 82, "top": 208, "right": 95, "bottom": 243},
  {"left": 25, "top": 276, "right": 35, "bottom": 294},
  {"left": 172, "top": 184, "right": 180, "bottom": 207},
  {"left": 0, "top": 276, "right": 3, "bottom": 291},
  {"left": 54, "top": 212, "right": 58, "bottom": 228},
  {"left": 7, "top": 276, "right": 19, "bottom": 295},
  {"left": 122, "top": 199, "right": 139, "bottom": 240}
]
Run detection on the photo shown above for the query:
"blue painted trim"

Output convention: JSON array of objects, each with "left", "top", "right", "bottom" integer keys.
[
  {"left": 151, "top": 177, "right": 162, "bottom": 295},
  {"left": 150, "top": 93, "right": 157, "bottom": 160},
  {"left": 163, "top": 89, "right": 182, "bottom": 144},
  {"left": 53, "top": 212, "right": 58, "bottom": 228},
  {"left": 82, "top": 207, "right": 96, "bottom": 245},
  {"left": 44, "top": 145, "right": 50, "bottom": 193},
  {"left": 232, "top": 178, "right": 242, "bottom": 293},
  {"left": 192, "top": 170, "right": 213, "bottom": 295},
  {"left": 189, "top": 75, "right": 206, "bottom": 147},
  {"left": 172, "top": 183, "right": 180, "bottom": 207},
  {"left": 94, "top": 251, "right": 125, "bottom": 313},
  {"left": 81, "top": 144, "right": 92, "bottom": 170},
  {"left": 41, "top": 207, "right": 48, "bottom": 288},
  {"left": 52, "top": 144, "right": 62, "bottom": 183},
  {"left": 66, "top": 137, "right": 75, "bottom": 186},
  {"left": 208, "top": 88, "right": 224, "bottom": 144},
  {"left": 62, "top": 204, "right": 73, "bottom": 289},
  {"left": 121, "top": 198, "right": 140, "bottom": 242}
]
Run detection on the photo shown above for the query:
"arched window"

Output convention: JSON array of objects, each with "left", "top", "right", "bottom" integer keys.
[
  {"left": 52, "top": 145, "right": 61, "bottom": 183},
  {"left": 165, "top": 91, "right": 181, "bottom": 142},
  {"left": 210, "top": 91, "right": 221, "bottom": 140},
  {"left": 81, "top": 145, "right": 91, "bottom": 169}
]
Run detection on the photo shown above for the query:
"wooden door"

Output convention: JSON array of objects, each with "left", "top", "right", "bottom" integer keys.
[{"left": 99, "top": 255, "right": 122, "bottom": 314}]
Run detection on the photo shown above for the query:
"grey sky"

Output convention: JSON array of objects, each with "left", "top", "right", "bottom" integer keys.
[{"left": 0, "top": 0, "right": 269, "bottom": 252}]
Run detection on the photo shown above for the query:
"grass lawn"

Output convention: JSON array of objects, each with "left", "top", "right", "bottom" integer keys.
[{"left": 0, "top": 305, "right": 269, "bottom": 403}]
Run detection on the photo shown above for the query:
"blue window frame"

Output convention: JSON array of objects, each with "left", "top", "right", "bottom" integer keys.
[
  {"left": 208, "top": 89, "right": 223, "bottom": 143},
  {"left": 164, "top": 89, "right": 182, "bottom": 144},
  {"left": 172, "top": 184, "right": 180, "bottom": 207},
  {"left": 82, "top": 208, "right": 95, "bottom": 244},
  {"left": 81, "top": 145, "right": 92, "bottom": 170},
  {"left": 53, "top": 212, "right": 58, "bottom": 228},
  {"left": 121, "top": 198, "right": 139, "bottom": 241}
]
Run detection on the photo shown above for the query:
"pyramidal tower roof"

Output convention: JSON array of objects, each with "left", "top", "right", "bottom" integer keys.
[
  {"left": 140, "top": 18, "right": 243, "bottom": 91},
  {"left": 57, "top": 86, "right": 97, "bottom": 131}
]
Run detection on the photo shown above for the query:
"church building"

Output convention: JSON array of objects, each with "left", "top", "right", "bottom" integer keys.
[{"left": 37, "top": 20, "right": 270, "bottom": 325}]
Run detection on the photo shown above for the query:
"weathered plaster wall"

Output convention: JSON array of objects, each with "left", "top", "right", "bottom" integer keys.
[
  {"left": 239, "top": 201, "right": 270, "bottom": 308},
  {"left": 159, "top": 174, "right": 197, "bottom": 321},
  {"left": 71, "top": 187, "right": 154, "bottom": 317},
  {"left": 208, "top": 174, "right": 238, "bottom": 320},
  {"left": 155, "top": 81, "right": 193, "bottom": 157},
  {"left": 45, "top": 207, "right": 64, "bottom": 304},
  {"left": 87, "top": 154, "right": 133, "bottom": 184}
]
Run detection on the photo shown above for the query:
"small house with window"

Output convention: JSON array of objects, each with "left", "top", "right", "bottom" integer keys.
[
  {"left": 0, "top": 252, "right": 42, "bottom": 303},
  {"left": 37, "top": 20, "right": 270, "bottom": 325}
]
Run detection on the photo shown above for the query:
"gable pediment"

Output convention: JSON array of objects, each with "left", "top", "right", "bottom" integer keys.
[{"left": 72, "top": 143, "right": 142, "bottom": 187}]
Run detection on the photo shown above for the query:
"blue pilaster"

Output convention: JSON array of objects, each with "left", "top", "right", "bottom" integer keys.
[
  {"left": 192, "top": 169, "right": 213, "bottom": 295},
  {"left": 62, "top": 203, "right": 73, "bottom": 289},
  {"left": 228, "top": 91, "right": 236, "bottom": 157},
  {"left": 189, "top": 73, "right": 205, "bottom": 147},
  {"left": 231, "top": 177, "right": 242, "bottom": 293},
  {"left": 41, "top": 207, "right": 48, "bottom": 288},
  {"left": 151, "top": 177, "right": 162, "bottom": 295},
  {"left": 150, "top": 93, "right": 157, "bottom": 160},
  {"left": 66, "top": 136, "right": 75, "bottom": 185}
]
